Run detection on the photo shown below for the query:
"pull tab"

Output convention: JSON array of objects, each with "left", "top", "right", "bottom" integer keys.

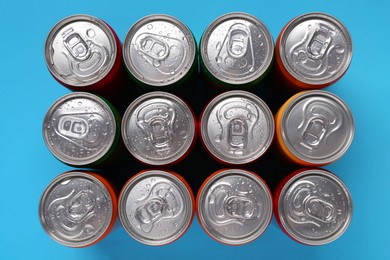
[
  {"left": 67, "top": 190, "right": 96, "bottom": 221},
  {"left": 138, "top": 34, "right": 170, "bottom": 61},
  {"left": 62, "top": 28, "right": 91, "bottom": 61},
  {"left": 227, "top": 24, "right": 250, "bottom": 59},
  {"left": 301, "top": 118, "right": 327, "bottom": 149},
  {"left": 307, "top": 27, "right": 332, "bottom": 60},
  {"left": 135, "top": 197, "right": 168, "bottom": 225},
  {"left": 305, "top": 197, "right": 334, "bottom": 223},
  {"left": 228, "top": 118, "right": 248, "bottom": 149},
  {"left": 225, "top": 196, "right": 255, "bottom": 220},
  {"left": 57, "top": 116, "right": 89, "bottom": 139}
]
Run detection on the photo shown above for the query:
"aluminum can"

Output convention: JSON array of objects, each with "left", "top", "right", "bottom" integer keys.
[
  {"left": 44, "top": 14, "right": 124, "bottom": 94},
  {"left": 42, "top": 92, "right": 120, "bottom": 167},
  {"left": 273, "top": 168, "right": 353, "bottom": 245},
  {"left": 121, "top": 91, "right": 196, "bottom": 166},
  {"left": 196, "top": 168, "right": 272, "bottom": 245},
  {"left": 119, "top": 169, "right": 195, "bottom": 246},
  {"left": 275, "top": 12, "right": 353, "bottom": 90},
  {"left": 200, "top": 12, "right": 274, "bottom": 89},
  {"left": 123, "top": 14, "right": 198, "bottom": 89},
  {"left": 39, "top": 170, "right": 118, "bottom": 247},
  {"left": 200, "top": 90, "right": 274, "bottom": 165},
  {"left": 274, "top": 90, "right": 354, "bottom": 166}
]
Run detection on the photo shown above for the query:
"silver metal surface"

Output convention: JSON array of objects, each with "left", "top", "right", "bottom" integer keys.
[
  {"left": 197, "top": 169, "right": 272, "bottom": 245},
  {"left": 279, "top": 12, "right": 353, "bottom": 85},
  {"left": 39, "top": 172, "right": 114, "bottom": 247},
  {"left": 43, "top": 92, "right": 117, "bottom": 166},
  {"left": 122, "top": 91, "right": 196, "bottom": 165},
  {"left": 200, "top": 90, "right": 274, "bottom": 164},
  {"left": 119, "top": 170, "right": 193, "bottom": 245},
  {"left": 45, "top": 14, "right": 117, "bottom": 87},
  {"left": 200, "top": 12, "right": 274, "bottom": 85},
  {"left": 277, "top": 169, "right": 353, "bottom": 245},
  {"left": 123, "top": 14, "right": 196, "bottom": 87},
  {"left": 281, "top": 90, "right": 354, "bottom": 165}
]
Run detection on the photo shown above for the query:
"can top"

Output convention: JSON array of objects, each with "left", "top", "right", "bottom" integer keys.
[
  {"left": 277, "top": 169, "right": 353, "bottom": 245},
  {"left": 122, "top": 91, "right": 196, "bottom": 166},
  {"left": 197, "top": 169, "right": 272, "bottom": 245},
  {"left": 123, "top": 14, "right": 197, "bottom": 87},
  {"left": 43, "top": 92, "right": 117, "bottom": 166},
  {"left": 279, "top": 12, "right": 353, "bottom": 85},
  {"left": 119, "top": 170, "right": 194, "bottom": 246},
  {"left": 200, "top": 12, "right": 274, "bottom": 86},
  {"left": 200, "top": 90, "right": 274, "bottom": 164},
  {"left": 44, "top": 14, "right": 117, "bottom": 87},
  {"left": 39, "top": 171, "right": 114, "bottom": 247},
  {"left": 281, "top": 90, "right": 354, "bottom": 165}
]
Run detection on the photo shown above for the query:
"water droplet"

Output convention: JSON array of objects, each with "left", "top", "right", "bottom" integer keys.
[
  {"left": 153, "top": 60, "right": 161, "bottom": 67},
  {"left": 147, "top": 24, "right": 153, "bottom": 30},
  {"left": 78, "top": 101, "right": 82, "bottom": 106},
  {"left": 87, "top": 29, "right": 95, "bottom": 38},
  {"left": 260, "top": 42, "right": 264, "bottom": 47},
  {"left": 308, "top": 24, "right": 312, "bottom": 29},
  {"left": 170, "top": 70, "right": 175, "bottom": 75}
]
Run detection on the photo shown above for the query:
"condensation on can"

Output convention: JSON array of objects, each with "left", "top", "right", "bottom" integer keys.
[
  {"left": 39, "top": 170, "right": 118, "bottom": 248},
  {"left": 274, "top": 90, "right": 354, "bottom": 166},
  {"left": 275, "top": 12, "right": 353, "bottom": 90},
  {"left": 273, "top": 168, "right": 353, "bottom": 246},
  {"left": 123, "top": 14, "right": 198, "bottom": 89},
  {"left": 42, "top": 92, "right": 121, "bottom": 167},
  {"left": 121, "top": 91, "right": 197, "bottom": 166},
  {"left": 200, "top": 12, "right": 274, "bottom": 89},
  {"left": 118, "top": 169, "right": 195, "bottom": 246},
  {"left": 196, "top": 168, "right": 273, "bottom": 245}
]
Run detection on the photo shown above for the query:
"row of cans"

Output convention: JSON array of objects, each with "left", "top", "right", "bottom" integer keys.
[
  {"left": 39, "top": 167, "right": 353, "bottom": 247},
  {"left": 42, "top": 88, "right": 354, "bottom": 167},
  {"left": 44, "top": 12, "right": 353, "bottom": 93}
]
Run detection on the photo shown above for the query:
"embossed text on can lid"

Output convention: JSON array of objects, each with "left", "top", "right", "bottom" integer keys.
[
  {"left": 119, "top": 170, "right": 194, "bottom": 246},
  {"left": 200, "top": 90, "right": 274, "bottom": 164},
  {"left": 121, "top": 91, "right": 196, "bottom": 166},
  {"left": 39, "top": 172, "right": 114, "bottom": 247},
  {"left": 277, "top": 169, "right": 353, "bottom": 245},
  {"left": 280, "top": 90, "right": 354, "bottom": 165},
  {"left": 197, "top": 169, "right": 272, "bottom": 245},
  {"left": 42, "top": 92, "right": 117, "bottom": 166},
  {"left": 123, "top": 14, "right": 197, "bottom": 87},
  {"left": 279, "top": 12, "right": 353, "bottom": 85},
  {"left": 200, "top": 12, "right": 274, "bottom": 86},
  {"left": 44, "top": 14, "right": 118, "bottom": 87}
]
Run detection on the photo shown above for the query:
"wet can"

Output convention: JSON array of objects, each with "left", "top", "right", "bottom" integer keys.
[
  {"left": 275, "top": 12, "right": 353, "bottom": 90},
  {"left": 200, "top": 12, "right": 274, "bottom": 89},
  {"left": 200, "top": 90, "right": 274, "bottom": 165},
  {"left": 273, "top": 168, "right": 353, "bottom": 245},
  {"left": 39, "top": 170, "right": 118, "bottom": 247},
  {"left": 118, "top": 169, "right": 195, "bottom": 246},
  {"left": 42, "top": 92, "right": 121, "bottom": 167},
  {"left": 121, "top": 91, "right": 197, "bottom": 166},
  {"left": 44, "top": 14, "right": 125, "bottom": 94},
  {"left": 196, "top": 168, "right": 272, "bottom": 245},
  {"left": 274, "top": 90, "right": 354, "bottom": 166},
  {"left": 123, "top": 14, "right": 198, "bottom": 89}
]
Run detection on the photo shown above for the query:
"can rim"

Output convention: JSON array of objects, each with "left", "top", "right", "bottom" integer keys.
[
  {"left": 200, "top": 90, "right": 275, "bottom": 164},
  {"left": 196, "top": 168, "right": 273, "bottom": 245},
  {"left": 280, "top": 90, "right": 355, "bottom": 165},
  {"left": 118, "top": 169, "right": 194, "bottom": 246},
  {"left": 277, "top": 169, "right": 353, "bottom": 245},
  {"left": 42, "top": 91, "right": 117, "bottom": 166},
  {"left": 200, "top": 12, "right": 274, "bottom": 86},
  {"left": 123, "top": 14, "right": 197, "bottom": 87},
  {"left": 44, "top": 14, "right": 118, "bottom": 87},
  {"left": 121, "top": 91, "right": 196, "bottom": 166},
  {"left": 39, "top": 171, "right": 114, "bottom": 248},
  {"left": 278, "top": 12, "right": 353, "bottom": 86}
]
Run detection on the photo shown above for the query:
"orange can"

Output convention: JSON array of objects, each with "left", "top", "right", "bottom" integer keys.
[
  {"left": 39, "top": 170, "right": 118, "bottom": 247},
  {"left": 274, "top": 90, "right": 354, "bottom": 166}
]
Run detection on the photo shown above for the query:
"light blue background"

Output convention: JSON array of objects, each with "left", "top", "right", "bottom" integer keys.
[{"left": 0, "top": 0, "right": 389, "bottom": 259}]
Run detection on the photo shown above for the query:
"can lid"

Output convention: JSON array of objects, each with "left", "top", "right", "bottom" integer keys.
[
  {"left": 281, "top": 90, "right": 354, "bottom": 165},
  {"left": 200, "top": 12, "right": 274, "bottom": 86},
  {"left": 279, "top": 12, "right": 353, "bottom": 85},
  {"left": 277, "top": 169, "right": 353, "bottom": 245},
  {"left": 197, "top": 169, "right": 272, "bottom": 245},
  {"left": 44, "top": 14, "right": 117, "bottom": 87},
  {"left": 122, "top": 91, "right": 196, "bottom": 166},
  {"left": 200, "top": 90, "right": 274, "bottom": 164},
  {"left": 123, "top": 14, "right": 197, "bottom": 87},
  {"left": 42, "top": 92, "right": 117, "bottom": 166},
  {"left": 39, "top": 172, "right": 114, "bottom": 247},
  {"left": 119, "top": 170, "right": 194, "bottom": 246}
]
